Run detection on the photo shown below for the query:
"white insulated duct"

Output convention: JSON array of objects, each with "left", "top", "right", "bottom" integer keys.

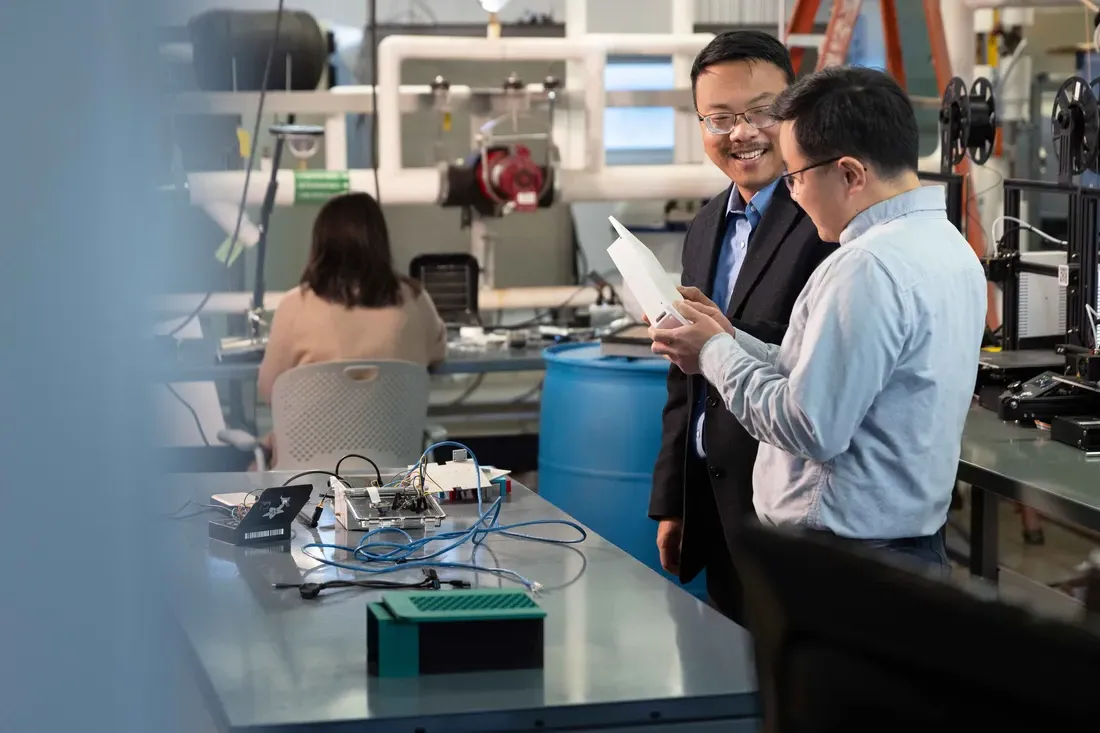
[
  {"left": 187, "top": 169, "right": 441, "bottom": 206},
  {"left": 155, "top": 285, "right": 602, "bottom": 315},
  {"left": 187, "top": 164, "right": 731, "bottom": 206}
]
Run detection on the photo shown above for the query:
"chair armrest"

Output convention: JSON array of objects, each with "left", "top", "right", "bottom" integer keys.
[
  {"left": 217, "top": 428, "right": 269, "bottom": 473},
  {"left": 217, "top": 428, "right": 260, "bottom": 452}
]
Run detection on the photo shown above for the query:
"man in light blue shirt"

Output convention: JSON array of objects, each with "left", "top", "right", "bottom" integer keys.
[{"left": 651, "top": 67, "right": 987, "bottom": 570}]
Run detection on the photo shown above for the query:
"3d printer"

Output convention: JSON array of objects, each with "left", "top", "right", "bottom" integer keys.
[{"left": 979, "top": 75, "right": 1100, "bottom": 443}]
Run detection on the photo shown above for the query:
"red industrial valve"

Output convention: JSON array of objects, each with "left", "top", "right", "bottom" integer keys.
[
  {"left": 477, "top": 145, "right": 544, "bottom": 213},
  {"left": 438, "top": 144, "right": 554, "bottom": 218}
]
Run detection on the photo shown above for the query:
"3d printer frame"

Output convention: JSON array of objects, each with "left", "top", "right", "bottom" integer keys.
[
  {"left": 918, "top": 171, "right": 964, "bottom": 232},
  {"left": 993, "top": 179, "right": 1099, "bottom": 358}
]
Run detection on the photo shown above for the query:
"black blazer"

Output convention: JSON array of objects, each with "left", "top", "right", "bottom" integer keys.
[{"left": 648, "top": 183, "right": 836, "bottom": 582}]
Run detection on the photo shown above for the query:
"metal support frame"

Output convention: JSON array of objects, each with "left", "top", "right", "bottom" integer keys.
[
  {"left": 969, "top": 486, "right": 1000, "bottom": 582},
  {"left": 249, "top": 132, "right": 288, "bottom": 339},
  {"left": 918, "top": 171, "right": 965, "bottom": 232}
]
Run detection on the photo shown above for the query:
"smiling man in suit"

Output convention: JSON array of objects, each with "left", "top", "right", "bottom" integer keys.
[{"left": 649, "top": 30, "right": 835, "bottom": 623}]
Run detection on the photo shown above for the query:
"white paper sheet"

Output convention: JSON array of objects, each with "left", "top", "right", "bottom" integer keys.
[{"left": 606, "top": 215, "right": 689, "bottom": 327}]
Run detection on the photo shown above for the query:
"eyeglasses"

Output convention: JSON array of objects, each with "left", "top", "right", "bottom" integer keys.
[
  {"left": 698, "top": 106, "right": 777, "bottom": 135},
  {"left": 780, "top": 156, "right": 844, "bottom": 191}
]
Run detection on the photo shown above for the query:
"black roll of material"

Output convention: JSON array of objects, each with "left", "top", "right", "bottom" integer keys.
[{"left": 188, "top": 10, "right": 328, "bottom": 92}]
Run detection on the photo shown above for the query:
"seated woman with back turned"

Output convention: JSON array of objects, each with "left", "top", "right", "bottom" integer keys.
[{"left": 257, "top": 192, "right": 446, "bottom": 464}]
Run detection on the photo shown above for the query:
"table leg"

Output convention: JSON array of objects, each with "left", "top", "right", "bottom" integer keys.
[{"left": 969, "top": 485, "right": 1000, "bottom": 582}]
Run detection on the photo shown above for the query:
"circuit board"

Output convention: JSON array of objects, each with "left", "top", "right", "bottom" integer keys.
[{"left": 333, "top": 483, "right": 446, "bottom": 531}]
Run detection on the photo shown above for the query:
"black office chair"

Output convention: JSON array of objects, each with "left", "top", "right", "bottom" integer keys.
[
  {"left": 409, "top": 253, "right": 480, "bottom": 326},
  {"left": 729, "top": 524, "right": 1100, "bottom": 732}
]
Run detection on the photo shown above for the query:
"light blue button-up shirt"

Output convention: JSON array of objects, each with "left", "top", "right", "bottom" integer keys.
[
  {"left": 691, "top": 179, "right": 780, "bottom": 458},
  {"left": 697, "top": 185, "right": 986, "bottom": 539}
]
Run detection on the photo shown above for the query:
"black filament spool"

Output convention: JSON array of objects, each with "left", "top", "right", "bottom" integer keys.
[
  {"left": 1051, "top": 76, "right": 1100, "bottom": 176},
  {"left": 939, "top": 76, "right": 970, "bottom": 167},
  {"left": 966, "top": 77, "right": 997, "bottom": 165}
]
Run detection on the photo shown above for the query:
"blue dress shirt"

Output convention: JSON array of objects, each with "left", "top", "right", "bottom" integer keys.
[{"left": 691, "top": 179, "right": 780, "bottom": 458}]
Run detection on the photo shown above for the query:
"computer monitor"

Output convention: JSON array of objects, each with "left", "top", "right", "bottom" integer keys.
[{"left": 728, "top": 524, "right": 1100, "bottom": 731}]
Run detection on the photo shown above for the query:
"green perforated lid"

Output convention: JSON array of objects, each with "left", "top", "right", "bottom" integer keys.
[{"left": 382, "top": 589, "right": 546, "bottom": 622}]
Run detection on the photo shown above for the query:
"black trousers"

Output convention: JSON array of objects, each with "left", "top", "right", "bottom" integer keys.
[{"left": 684, "top": 458, "right": 750, "bottom": 625}]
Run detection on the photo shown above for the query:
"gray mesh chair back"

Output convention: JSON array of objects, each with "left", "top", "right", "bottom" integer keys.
[{"left": 271, "top": 360, "right": 429, "bottom": 469}]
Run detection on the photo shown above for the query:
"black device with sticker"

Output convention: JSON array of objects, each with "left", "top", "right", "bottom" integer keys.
[{"left": 208, "top": 484, "right": 313, "bottom": 546}]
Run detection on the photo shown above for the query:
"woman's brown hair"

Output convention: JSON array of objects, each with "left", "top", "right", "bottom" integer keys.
[{"left": 300, "top": 192, "right": 419, "bottom": 308}]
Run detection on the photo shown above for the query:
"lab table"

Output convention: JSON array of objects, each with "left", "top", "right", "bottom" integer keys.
[
  {"left": 958, "top": 406, "right": 1100, "bottom": 581},
  {"left": 166, "top": 472, "right": 758, "bottom": 732}
]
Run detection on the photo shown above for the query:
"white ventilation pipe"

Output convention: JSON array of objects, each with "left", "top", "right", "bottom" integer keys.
[
  {"left": 154, "top": 285, "right": 602, "bottom": 315},
  {"left": 187, "top": 163, "right": 731, "bottom": 207}
]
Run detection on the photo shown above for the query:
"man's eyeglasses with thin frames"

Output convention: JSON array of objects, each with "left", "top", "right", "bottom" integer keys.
[
  {"left": 780, "top": 156, "right": 844, "bottom": 191},
  {"left": 698, "top": 106, "right": 777, "bottom": 135}
]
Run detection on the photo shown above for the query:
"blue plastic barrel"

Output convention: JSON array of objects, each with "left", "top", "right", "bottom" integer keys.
[{"left": 538, "top": 342, "right": 706, "bottom": 599}]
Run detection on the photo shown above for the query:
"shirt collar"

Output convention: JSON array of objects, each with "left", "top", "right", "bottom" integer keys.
[
  {"left": 839, "top": 185, "right": 945, "bottom": 245},
  {"left": 727, "top": 178, "right": 781, "bottom": 218}
]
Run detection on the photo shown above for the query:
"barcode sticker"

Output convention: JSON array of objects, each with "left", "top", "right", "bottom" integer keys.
[{"left": 245, "top": 529, "right": 285, "bottom": 540}]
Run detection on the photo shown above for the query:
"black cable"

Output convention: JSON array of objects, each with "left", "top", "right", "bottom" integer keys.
[
  {"left": 168, "top": 0, "right": 288, "bottom": 338},
  {"left": 445, "top": 373, "right": 485, "bottom": 406},
  {"left": 334, "top": 453, "right": 383, "bottom": 485},
  {"left": 274, "top": 569, "right": 470, "bottom": 599},
  {"left": 278, "top": 470, "right": 347, "bottom": 527},
  {"left": 569, "top": 208, "right": 589, "bottom": 286},
  {"left": 162, "top": 383, "right": 210, "bottom": 446},
  {"left": 995, "top": 224, "right": 1026, "bottom": 251},
  {"left": 510, "top": 377, "right": 544, "bottom": 404},
  {"left": 369, "top": 0, "right": 381, "bottom": 206},
  {"left": 281, "top": 469, "right": 348, "bottom": 488}
]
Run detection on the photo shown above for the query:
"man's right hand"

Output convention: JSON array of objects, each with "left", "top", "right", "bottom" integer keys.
[
  {"left": 677, "top": 287, "right": 736, "bottom": 336},
  {"left": 656, "top": 518, "right": 684, "bottom": 575}
]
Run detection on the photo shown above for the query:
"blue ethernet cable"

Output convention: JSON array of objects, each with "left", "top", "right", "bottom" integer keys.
[{"left": 301, "top": 441, "right": 587, "bottom": 591}]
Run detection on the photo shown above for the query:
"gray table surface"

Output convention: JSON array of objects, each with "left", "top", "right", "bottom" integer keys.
[
  {"left": 958, "top": 406, "right": 1100, "bottom": 531},
  {"left": 160, "top": 344, "right": 548, "bottom": 382},
  {"left": 166, "top": 472, "right": 757, "bottom": 732},
  {"left": 976, "top": 348, "right": 1065, "bottom": 371}
]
